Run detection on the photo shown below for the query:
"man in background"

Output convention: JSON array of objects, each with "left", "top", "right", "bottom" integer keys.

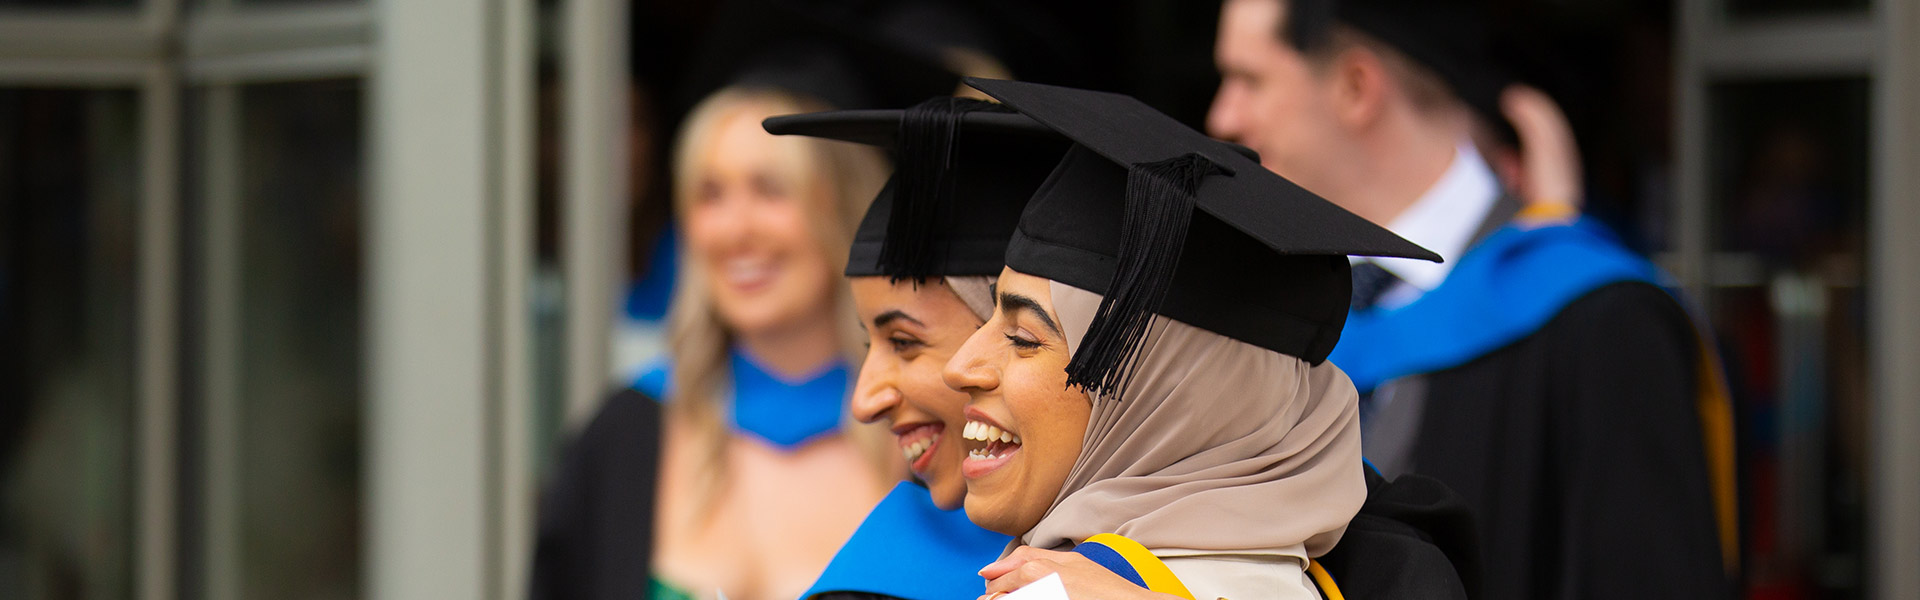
[{"left": 1208, "top": 0, "right": 1735, "bottom": 597}]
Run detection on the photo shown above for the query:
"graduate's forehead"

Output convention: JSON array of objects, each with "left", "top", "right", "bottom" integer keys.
[
  {"left": 704, "top": 106, "right": 814, "bottom": 181},
  {"left": 994, "top": 269, "right": 1061, "bottom": 335}
]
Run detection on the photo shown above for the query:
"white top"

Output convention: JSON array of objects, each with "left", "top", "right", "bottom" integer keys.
[
  {"left": 1161, "top": 552, "right": 1320, "bottom": 600},
  {"left": 1354, "top": 141, "right": 1502, "bottom": 310}
]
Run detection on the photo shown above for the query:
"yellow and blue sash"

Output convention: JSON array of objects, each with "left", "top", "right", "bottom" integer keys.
[
  {"left": 1074, "top": 534, "right": 1348, "bottom": 600},
  {"left": 1072, "top": 534, "right": 1195, "bottom": 599}
]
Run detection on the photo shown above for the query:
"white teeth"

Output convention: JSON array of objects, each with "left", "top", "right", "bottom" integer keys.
[
  {"left": 903, "top": 437, "right": 932, "bottom": 463},
  {"left": 723, "top": 258, "right": 776, "bottom": 286},
  {"left": 964, "top": 421, "right": 1009, "bottom": 442},
  {"left": 962, "top": 420, "right": 1023, "bottom": 446}
]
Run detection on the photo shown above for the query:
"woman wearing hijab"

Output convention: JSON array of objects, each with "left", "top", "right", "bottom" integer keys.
[
  {"left": 939, "top": 79, "right": 1442, "bottom": 600},
  {"left": 762, "top": 99, "right": 1069, "bottom": 600}
]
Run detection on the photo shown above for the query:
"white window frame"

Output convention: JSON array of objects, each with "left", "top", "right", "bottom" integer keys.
[
  {"left": 361, "top": 0, "right": 538, "bottom": 597},
  {"left": 0, "top": 0, "right": 542, "bottom": 597}
]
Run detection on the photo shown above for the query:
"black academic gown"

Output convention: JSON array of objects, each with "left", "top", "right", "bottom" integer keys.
[
  {"left": 1398, "top": 281, "right": 1730, "bottom": 599},
  {"left": 1316, "top": 466, "right": 1480, "bottom": 600},
  {"left": 530, "top": 388, "right": 662, "bottom": 600}
]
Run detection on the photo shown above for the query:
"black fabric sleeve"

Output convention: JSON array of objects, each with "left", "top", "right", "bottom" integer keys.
[
  {"left": 531, "top": 397, "right": 596, "bottom": 600},
  {"left": 530, "top": 389, "right": 663, "bottom": 600},
  {"left": 1317, "top": 467, "right": 1478, "bottom": 600},
  {"left": 1544, "top": 282, "right": 1729, "bottom": 599}
]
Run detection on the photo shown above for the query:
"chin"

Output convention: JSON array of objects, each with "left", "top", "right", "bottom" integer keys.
[
  {"left": 715, "top": 297, "right": 804, "bottom": 336},
  {"left": 963, "top": 494, "right": 1032, "bottom": 537},
  {"left": 928, "top": 477, "right": 967, "bottom": 511}
]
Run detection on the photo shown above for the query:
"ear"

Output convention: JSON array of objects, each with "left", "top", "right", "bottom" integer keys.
[{"left": 1329, "top": 46, "right": 1389, "bottom": 131}]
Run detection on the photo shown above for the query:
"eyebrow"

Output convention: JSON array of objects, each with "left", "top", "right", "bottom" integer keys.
[
  {"left": 997, "top": 292, "right": 1062, "bottom": 337},
  {"left": 872, "top": 309, "right": 923, "bottom": 329}
]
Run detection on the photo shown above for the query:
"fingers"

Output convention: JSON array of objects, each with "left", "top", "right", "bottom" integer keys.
[
  {"left": 978, "top": 546, "right": 1035, "bottom": 580},
  {"left": 982, "top": 559, "right": 1060, "bottom": 597},
  {"left": 1500, "top": 84, "right": 1584, "bottom": 213}
]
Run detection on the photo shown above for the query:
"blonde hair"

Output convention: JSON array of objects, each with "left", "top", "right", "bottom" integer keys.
[{"left": 665, "top": 86, "right": 896, "bottom": 510}]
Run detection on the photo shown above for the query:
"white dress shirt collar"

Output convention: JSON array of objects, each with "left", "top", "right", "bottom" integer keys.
[{"left": 1361, "top": 141, "right": 1501, "bottom": 304}]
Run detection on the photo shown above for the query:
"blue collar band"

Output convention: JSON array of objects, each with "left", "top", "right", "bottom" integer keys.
[
  {"left": 1329, "top": 219, "right": 1661, "bottom": 393},
  {"left": 803, "top": 481, "right": 1013, "bottom": 600},
  {"left": 631, "top": 347, "right": 850, "bottom": 450}
]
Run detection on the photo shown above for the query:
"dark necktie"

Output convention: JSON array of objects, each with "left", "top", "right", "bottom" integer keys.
[{"left": 1350, "top": 262, "right": 1402, "bottom": 311}]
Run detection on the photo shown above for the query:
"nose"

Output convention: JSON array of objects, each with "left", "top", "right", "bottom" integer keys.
[
  {"left": 1206, "top": 83, "right": 1243, "bottom": 141},
  {"left": 850, "top": 350, "right": 901, "bottom": 424},
  {"left": 713, "top": 191, "right": 759, "bottom": 244},
  {"left": 942, "top": 324, "right": 1001, "bottom": 394}
]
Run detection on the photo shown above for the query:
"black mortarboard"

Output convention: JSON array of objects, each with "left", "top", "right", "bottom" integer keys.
[
  {"left": 1289, "top": 0, "right": 1511, "bottom": 138},
  {"left": 765, "top": 98, "right": 1069, "bottom": 279},
  {"left": 677, "top": 0, "right": 962, "bottom": 112},
  {"left": 965, "top": 78, "right": 1440, "bottom": 398}
]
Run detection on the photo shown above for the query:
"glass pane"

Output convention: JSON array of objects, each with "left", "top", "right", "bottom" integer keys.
[
  {"left": 0, "top": 88, "right": 141, "bottom": 600},
  {"left": 234, "top": 79, "right": 362, "bottom": 600},
  {"left": 1727, "top": 0, "right": 1869, "bottom": 20},
  {"left": 1707, "top": 77, "right": 1869, "bottom": 598},
  {"left": 184, "top": 79, "right": 363, "bottom": 600},
  {"left": 532, "top": 59, "right": 568, "bottom": 475}
]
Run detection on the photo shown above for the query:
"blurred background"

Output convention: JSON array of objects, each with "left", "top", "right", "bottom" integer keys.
[{"left": 1, "top": 0, "right": 1917, "bottom": 599}]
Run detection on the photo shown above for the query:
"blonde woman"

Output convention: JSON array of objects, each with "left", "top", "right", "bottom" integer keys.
[{"left": 532, "top": 85, "right": 899, "bottom": 600}]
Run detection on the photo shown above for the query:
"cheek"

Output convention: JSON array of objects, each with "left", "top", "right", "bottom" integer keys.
[
  {"left": 902, "top": 357, "right": 966, "bottom": 422},
  {"left": 680, "top": 204, "right": 727, "bottom": 256},
  {"left": 1006, "top": 362, "right": 1083, "bottom": 450},
  {"left": 760, "top": 200, "right": 820, "bottom": 252}
]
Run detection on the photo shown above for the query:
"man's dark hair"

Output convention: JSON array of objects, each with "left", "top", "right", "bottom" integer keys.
[
  {"left": 1276, "top": 0, "right": 1338, "bottom": 53},
  {"left": 1266, "top": 0, "right": 1462, "bottom": 112}
]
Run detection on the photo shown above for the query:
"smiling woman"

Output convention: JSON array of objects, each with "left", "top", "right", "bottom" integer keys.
[
  {"left": 651, "top": 86, "right": 901, "bottom": 600},
  {"left": 936, "top": 78, "right": 1445, "bottom": 600},
  {"left": 763, "top": 100, "right": 1070, "bottom": 600},
  {"left": 532, "top": 85, "right": 902, "bottom": 600},
  {"left": 944, "top": 271, "right": 1089, "bottom": 538}
]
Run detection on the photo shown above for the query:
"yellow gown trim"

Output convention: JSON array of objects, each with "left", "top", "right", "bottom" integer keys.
[{"left": 1306, "top": 560, "right": 1344, "bottom": 600}]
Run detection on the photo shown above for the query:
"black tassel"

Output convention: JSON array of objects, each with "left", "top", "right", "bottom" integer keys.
[
  {"left": 881, "top": 97, "right": 1011, "bottom": 282},
  {"left": 1066, "top": 153, "right": 1218, "bottom": 400}
]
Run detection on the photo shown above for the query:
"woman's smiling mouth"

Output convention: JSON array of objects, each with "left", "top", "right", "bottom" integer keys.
[
  {"left": 895, "top": 422, "right": 943, "bottom": 473},
  {"left": 961, "top": 419, "right": 1024, "bottom": 479},
  {"left": 721, "top": 256, "right": 781, "bottom": 293}
]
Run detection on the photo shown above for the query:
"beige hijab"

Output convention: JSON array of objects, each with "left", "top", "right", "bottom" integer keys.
[
  {"left": 1019, "top": 281, "right": 1367, "bottom": 561},
  {"left": 943, "top": 276, "right": 996, "bottom": 321}
]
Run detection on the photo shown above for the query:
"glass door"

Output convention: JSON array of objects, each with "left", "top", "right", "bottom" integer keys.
[{"left": 1675, "top": 0, "right": 1920, "bottom": 597}]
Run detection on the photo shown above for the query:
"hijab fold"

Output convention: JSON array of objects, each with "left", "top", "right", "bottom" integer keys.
[{"left": 1018, "top": 281, "right": 1366, "bottom": 561}]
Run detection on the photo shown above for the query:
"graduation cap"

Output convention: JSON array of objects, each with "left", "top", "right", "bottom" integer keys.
[
  {"left": 764, "top": 97, "right": 1069, "bottom": 280},
  {"left": 1287, "top": 0, "right": 1512, "bottom": 139},
  {"left": 676, "top": 0, "right": 962, "bottom": 112},
  {"left": 964, "top": 78, "right": 1440, "bottom": 398}
]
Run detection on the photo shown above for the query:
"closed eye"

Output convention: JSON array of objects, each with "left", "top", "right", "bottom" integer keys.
[
  {"left": 889, "top": 335, "right": 925, "bottom": 353},
  {"left": 1004, "top": 333, "right": 1041, "bottom": 350}
]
